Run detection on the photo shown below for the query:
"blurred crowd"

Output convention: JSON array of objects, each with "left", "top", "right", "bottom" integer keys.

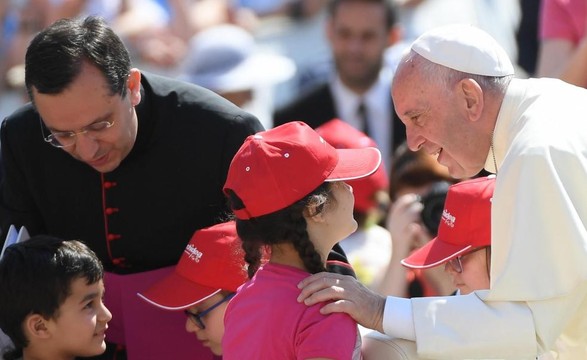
[{"left": 0, "top": 0, "right": 543, "bottom": 126}]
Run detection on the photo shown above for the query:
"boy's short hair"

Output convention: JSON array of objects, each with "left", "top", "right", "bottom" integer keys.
[{"left": 0, "top": 235, "right": 103, "bottom": 355}]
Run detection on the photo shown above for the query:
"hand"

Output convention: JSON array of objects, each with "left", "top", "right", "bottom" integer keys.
[
  {"left": 387, "top": 193, "right": 424, "bottom": 256},
  {"left": 297, "top": 272, "right": 387, "bottom": 333}
]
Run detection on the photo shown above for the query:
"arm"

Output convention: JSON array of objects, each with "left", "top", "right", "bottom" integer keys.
[
  {"left": 0, "top": 116, "right": 44, "bottom": 243},
  {"left": 536, "top": 39, "right": 587, "bottom": 87},
  {"left": 535, "top": 0, "right": 587, "bottom": 86}
]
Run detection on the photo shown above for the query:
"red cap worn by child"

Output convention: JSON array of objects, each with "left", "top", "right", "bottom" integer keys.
[
  {"left": 138, "top": 221, "right": 247, "bottom": 310},
  {"left": 223, "top": 121, "right": 382, "bottom": 220},
  {"left": 315, "top": 119, "right": 389, "bottom": 213},
  {"left": 401, "top": 175, "right": 495, "bottom": 269}
]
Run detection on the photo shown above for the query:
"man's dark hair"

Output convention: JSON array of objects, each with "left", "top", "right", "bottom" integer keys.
[
  {"left": 0, "top": 236, "right": 103, "bottom": 360},
  {"left": 327, "top": 0, "right": 397, "bottom": 29},
  {"left": 25, "top": 16, "right": 131, "bottom": 102}
]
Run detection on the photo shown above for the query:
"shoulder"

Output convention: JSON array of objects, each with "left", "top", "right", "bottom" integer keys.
[
  {"left": 2, "top": 103, "right": 39, "bottom": 142},
  {"left": 139, "top": 71, "right": 263, "bottom": 131}
]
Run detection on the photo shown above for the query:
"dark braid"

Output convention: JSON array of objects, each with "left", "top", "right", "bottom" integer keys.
[
  {"left": 226, "top": 183, "right": 333, "bottom": 277},
  {"left": 289, "top": 203, "right": 325, "bottom": 275}
]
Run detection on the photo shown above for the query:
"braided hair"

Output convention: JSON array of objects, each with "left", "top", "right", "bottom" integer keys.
[{"left": 226, "top": 183, "right": 334, "bottom": 278}]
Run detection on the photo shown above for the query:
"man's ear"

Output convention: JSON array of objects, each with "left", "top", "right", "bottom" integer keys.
[
  {"left": 459, "top": 78, "right": 484, "bottom": 122},
  {"left": 24, "top": 314, "right": 51, "bottom": 340},
  {"left": 127, "top": 68, "right": 142, "bottom": 107}
]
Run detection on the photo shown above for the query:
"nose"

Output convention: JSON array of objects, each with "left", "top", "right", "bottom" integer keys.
[
  {"left": 73, "top": 133, "right": 99, "bottom": 162},
  {"left": 405, "top": 127, "right": 425, "bottom": 152},
  {"left": 185, "top": 318, "right": 200, "bottom": 333},
  {"left": 98, "top": 301, "right": 113, "bottom": 323}
]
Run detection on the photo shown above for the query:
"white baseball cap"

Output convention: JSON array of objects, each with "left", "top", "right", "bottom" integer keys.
[{"left": 180, "top": 24, "right": 296, "bottom": 93}]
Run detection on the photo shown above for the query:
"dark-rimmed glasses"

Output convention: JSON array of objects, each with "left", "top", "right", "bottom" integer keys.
[
  {"left": 184, "top": 293, "right": 235, "bottom": 330},
  {"left": 40, "top": 118, "right": 116, "bottom": 148},
  {"left": 446, "top": 247, "right": 489, "bottom": 273}
]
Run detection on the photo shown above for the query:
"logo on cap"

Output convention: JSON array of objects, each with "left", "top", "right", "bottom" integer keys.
[
  {"left": 441, "top": 209, "right": 456, "bottom": 228},
  {"left": 185, "top": 244, "right": 203, "bottom": 263}
]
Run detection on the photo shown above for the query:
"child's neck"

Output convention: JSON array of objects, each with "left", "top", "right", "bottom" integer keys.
[
  {"left": 23, "top": 347, "right": 75, "bottom": 360},
  {"left": 270, "top": 243, "right": 316, "bottom": 271}
]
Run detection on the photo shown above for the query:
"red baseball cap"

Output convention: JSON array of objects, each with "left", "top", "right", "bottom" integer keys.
[
  {"left": 138, "top": 221, "right": 247, "bottom": 310},
  {"left": 315, "top": 119, "right": 389, "bottom": 213},
  {"left": 224, "top": 121, "right": 382, "bottom": 220},
  {"left": 401, "top": 175, "right": 495, "bottom": 269}
]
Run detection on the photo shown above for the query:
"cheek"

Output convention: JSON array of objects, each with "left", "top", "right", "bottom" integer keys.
[{"left": 206, "top": 309, "right": 226, "bottom": 344}]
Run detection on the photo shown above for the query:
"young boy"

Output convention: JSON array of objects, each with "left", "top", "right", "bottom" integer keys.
[
  {"left": 0, "top": 235, "right": 111, "bottom": 360},
  {"left": 138, "top": 221, "right": 249, "bottom": 357},
  {"left": 361, "top": 175, "right": 495, "bottom": 360}
]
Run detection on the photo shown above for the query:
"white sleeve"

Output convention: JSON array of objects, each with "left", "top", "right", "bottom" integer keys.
[
  {"left": 382, "top": 296, "right": 416, "bottom": 341},
  {"left": 411, "top": 291, "right": 538, "bottom": 359}
]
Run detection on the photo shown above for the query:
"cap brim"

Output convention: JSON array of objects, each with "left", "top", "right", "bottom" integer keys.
[
  {"left": 400, "top": 237, "right": 473, "bottom": 269},
  {"left": 137, "top": 272, "right": 220, "bottom": 311},
  {"left": 326, "top": 147, "right": 381, "bottom": 182}
]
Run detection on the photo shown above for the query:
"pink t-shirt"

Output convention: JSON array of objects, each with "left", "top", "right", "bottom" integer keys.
[
  {"left": 222, "top": 263, "right": 362, "bottom": 359},
  {"left": 540, "top": 0, "right": 587, "bottom": 45}
]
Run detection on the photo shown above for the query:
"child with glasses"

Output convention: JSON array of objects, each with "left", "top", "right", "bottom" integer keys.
[
  {"left": 138, "top": 221, "right": 248, "bottom": 357},
  {"left": 222, "top": 121, "right": 382, "bottom": 359},
  {"left": 362, "top": 176, "right": 494, "bottom": 359},
  {"left": 0, "top": 235, "right": 111, "bottom": 360}
]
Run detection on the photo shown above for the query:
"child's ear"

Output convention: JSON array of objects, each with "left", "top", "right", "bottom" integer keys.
[
  {"left": 304, "top": 204, "right": 326, "bottom": 223},
  {"left": 24, "top": 314, "right": 51, "bottom": 339}
]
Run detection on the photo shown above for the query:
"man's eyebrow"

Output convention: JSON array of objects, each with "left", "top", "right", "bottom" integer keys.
[
  {"left": 80, "top": 291, "right": 99, "bottom": 304},
  {"left": 47, "top": 111, "right": 114, "bottom": 132}
]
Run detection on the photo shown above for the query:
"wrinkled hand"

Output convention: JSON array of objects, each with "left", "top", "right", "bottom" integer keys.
[{"left": 297, "top": 272, "right": 387, "bottom": 333}]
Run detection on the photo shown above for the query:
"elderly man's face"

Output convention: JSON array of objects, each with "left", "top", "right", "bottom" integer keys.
[{"left": 391, "top": 62, "right": 488, "bottom": 179}]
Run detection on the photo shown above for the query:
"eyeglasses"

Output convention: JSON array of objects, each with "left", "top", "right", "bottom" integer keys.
[
  {"left": 184, "top": 293, "right": 235, "bottom": 330},
  {"left": 446, "top": 247, "right": 488, "bottom": 273},
  {"left": 40, "top": 118, "right": 116, "bottom": 148}
]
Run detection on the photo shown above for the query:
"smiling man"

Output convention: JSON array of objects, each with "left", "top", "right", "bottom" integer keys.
[
  {"left": 0, "top": 16, "right": 263, "bottom": 360},
  {"left": 297, "top": 24, "right": 587, "bottom": 359}
]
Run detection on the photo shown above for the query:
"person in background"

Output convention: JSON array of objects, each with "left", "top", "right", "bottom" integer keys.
[
  {"left": 536, "top": 0, "right": 587, "bottom": 87},
  {"left": 315, "top": 118, "right": 391, "bottom": 289},
  {"left": 273, "top": 0, "right": 405, "bottom": 168},
  {"left": 0, "top": 16, "right": 263, "bottom": 360},
  {"left": 363, "top": 176, "right": 495, "bottom": 360},
  {"left": 0, "top": 235, "right": 111, "bottom": 360},
  {"left": 375, "top": 142, "right": 457, "bottom": 299},
  {"left": 138, "top": 221, "right": 248, "bottom": 357},
  {"left": 222, "top": 121, "right": 381, "bottom": 359},
  {"left": 297, "top": 24, "right": 587, "bottom": 359},
  {"left": 179, "top": 23, "right": 296, "bottom": 129}
]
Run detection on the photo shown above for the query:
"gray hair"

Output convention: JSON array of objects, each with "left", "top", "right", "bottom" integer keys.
[{"left": 404, "top": 50, "right": 512, "bottom": 95}]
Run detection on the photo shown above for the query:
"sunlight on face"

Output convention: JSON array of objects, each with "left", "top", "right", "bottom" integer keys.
[
  {"left": 33, "top": 64, "right": 139, "bottom": 173},
  {"left": 47, "top": 278, "right": 111, "bottom": 359},
  {"left": 445, "top": 248, "right": 490, "bottom": 295},
  {"left": 392, "top": 60, "right": 486, "bottom": 179}
]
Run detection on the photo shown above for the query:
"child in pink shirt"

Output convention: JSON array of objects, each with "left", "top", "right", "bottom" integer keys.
[{"left": 222, "top": 121, "right": 382, "bottom": 359}]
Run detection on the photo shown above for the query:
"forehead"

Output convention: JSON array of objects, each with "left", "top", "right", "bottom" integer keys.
[
  {"left": 331, "top": 1, "right": 387, "bottom": 31},
  {"left": 33, "top": 65, "right": 117, "bottom": 129},
  {"left": 62, "top": 277, "right": 103, "bottom": 305}
]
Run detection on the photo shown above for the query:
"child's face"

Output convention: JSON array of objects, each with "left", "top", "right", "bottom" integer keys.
[
  {"left": 323, "top": 181, "right": 358, "bottom": 241},
  {"left": 184, "top": 293, "right": 230, "bottom": 356},
  {"left": 444, "top": 247, "right": 490, "bottom": 295},
  {"left": 46, "top": 277, "right": 111, "bottom": 358}
]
